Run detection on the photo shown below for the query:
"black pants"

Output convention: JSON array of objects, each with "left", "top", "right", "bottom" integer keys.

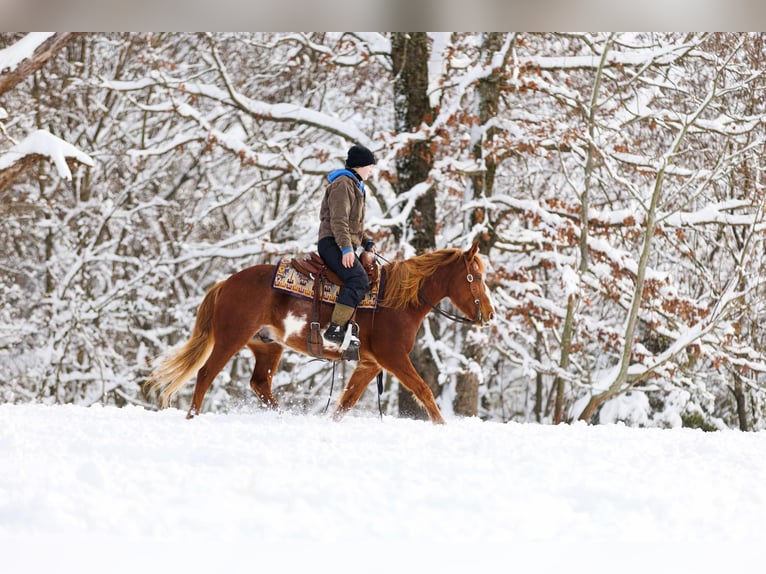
[{"left": 318, "top": 236, "right": 370, "bottom": 308}]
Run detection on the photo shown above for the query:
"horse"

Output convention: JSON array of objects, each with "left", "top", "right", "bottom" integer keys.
[{"left": 144, "top": 241, "right": 495, "bottom": 424}]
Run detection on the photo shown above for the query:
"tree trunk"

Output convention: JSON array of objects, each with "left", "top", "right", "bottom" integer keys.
[
  {"left": 453, "top": 355, "right": 480, "bottom": 417},
  {"left": 553, "top": 34, "right": 614, "bottom": 424},
  {"left": 731, "top": 374, "right": 749, "bottom": 431},
  {"left": 391, "top": 33, "right": 437, "bottom": 420},
  {"left": 391, "top": 32, "right": 434, "bottom": 252},
  {"left": 455, "top": 33, "right": 507, "bottom": 417},
  {"left": 578, "top": 65, "right": 722, "bottom": 422},
  {"left": 469, "top": 32, "right": 505, "bottom": 253}
]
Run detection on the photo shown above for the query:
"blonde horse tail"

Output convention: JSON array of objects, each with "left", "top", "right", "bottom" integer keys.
[{"left": 144, "top": 281, "right": 225, "bottom": 408}]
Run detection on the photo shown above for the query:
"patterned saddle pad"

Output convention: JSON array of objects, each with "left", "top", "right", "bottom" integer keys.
[{"left": 272, "top": 258, "right": 383, "bottom": 310}]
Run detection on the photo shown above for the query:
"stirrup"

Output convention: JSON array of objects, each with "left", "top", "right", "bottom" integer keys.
[
  {"left": 338, "top": 322, "right": 359, "bottom": 351},
  {"left": 340, "top": 322, "right": 360, "bottom": 361}
]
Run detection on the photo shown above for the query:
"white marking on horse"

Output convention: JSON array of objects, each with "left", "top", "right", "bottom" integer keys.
[{"left": 282, "top": 312, "right": 307, "bottom": 341}]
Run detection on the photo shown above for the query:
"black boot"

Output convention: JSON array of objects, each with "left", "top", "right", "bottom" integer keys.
[
  {"left": 323, "top": 322, "right": 360, "bottom": 350},
  {"left": 322, "top": 322, "right": 346, "bottom": 345}
]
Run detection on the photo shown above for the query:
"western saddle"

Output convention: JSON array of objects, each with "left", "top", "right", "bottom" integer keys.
[{"left": 290, "top": 251, "right": 378, "bottom": 360}]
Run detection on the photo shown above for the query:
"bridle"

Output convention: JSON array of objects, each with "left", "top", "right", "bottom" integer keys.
[
  {"left": 417, "top": 254, "right": 487, "bottom": 326},
  {"left": 375, "top": 251, "right": 489, "bottom": 326}
]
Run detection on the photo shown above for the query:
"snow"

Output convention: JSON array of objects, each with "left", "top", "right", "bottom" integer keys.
[
  {"left": 349, "top": 32, "right": 390, "bottom": 55},
  {"left": 0, "top": 32, "right": 54, "bottom": 73},
  {"left": 522, "top": 40, "right": 703, "bottom": 70},
  {"left": 561, "top": 264, "right": 580, "bottom": 297},
  {"left": 104, "top": 77, "right": 377, "bottom": 151},
  {"left": 0, "top": 129, "right": 95, "bottom": 180},
  {"left": 1, "top": 403, "right": 764, "bottom": 573},
  {"left": 428, "top": 32, "right": 450, "bottom": 108}
]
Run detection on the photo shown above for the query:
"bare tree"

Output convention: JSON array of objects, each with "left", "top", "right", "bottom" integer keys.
[{"left": 390, "top": 32, "right": 438, "bottom": 419}]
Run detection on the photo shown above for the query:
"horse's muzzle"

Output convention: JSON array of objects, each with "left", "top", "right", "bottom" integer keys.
[{"left": 476, "top": 307, "right": 495, "bottom": 326}]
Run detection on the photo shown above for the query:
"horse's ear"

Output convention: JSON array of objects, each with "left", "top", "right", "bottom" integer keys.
[{"left": 465, "top": 241, "right": 479, "bottom": 259}]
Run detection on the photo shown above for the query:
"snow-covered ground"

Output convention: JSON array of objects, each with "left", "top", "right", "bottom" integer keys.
[{"left": 2, "top": 403, "right": 765, "bottom": 572}]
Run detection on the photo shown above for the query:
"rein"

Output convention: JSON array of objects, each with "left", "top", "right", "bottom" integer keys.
[{"left": 418, "top": 291, "right": 478, "bottom": 325}]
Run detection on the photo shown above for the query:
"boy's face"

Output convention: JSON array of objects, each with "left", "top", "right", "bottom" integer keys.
[{"left": 355, "top": 164, "right": 374, "bottom": 181}]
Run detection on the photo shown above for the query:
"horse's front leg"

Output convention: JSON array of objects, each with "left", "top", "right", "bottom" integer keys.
[
  {"left": 332, "top": 359, "right": 382, "bottom": 421},
  {"left": 376, "top": 356, "right": 446, "bottom": 425}
]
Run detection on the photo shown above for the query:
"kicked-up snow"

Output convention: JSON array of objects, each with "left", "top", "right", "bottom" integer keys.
[{"left": 1, "top": 403, "right": 765, "bottom": 572}]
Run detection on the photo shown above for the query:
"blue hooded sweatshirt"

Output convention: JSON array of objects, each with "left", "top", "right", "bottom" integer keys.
[{"left": 327, "top": 168, "right": 365, "bottom": 197}]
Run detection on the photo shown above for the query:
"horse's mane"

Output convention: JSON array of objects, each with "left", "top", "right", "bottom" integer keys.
[{"left": 380, "top": 248, "right": 466, "bottom": 310}]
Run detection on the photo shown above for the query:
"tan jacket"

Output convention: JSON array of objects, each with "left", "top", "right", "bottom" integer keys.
[{"left": 318, "top": 173, "right": 366, "bottom": 251}]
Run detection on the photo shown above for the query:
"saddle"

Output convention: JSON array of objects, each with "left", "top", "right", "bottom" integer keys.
[
  {"left": 289, "top": 251, "right": 379, "bottom": 361},
  {"left": 290, "top": 251, "right": 379, "bottom": 285}
]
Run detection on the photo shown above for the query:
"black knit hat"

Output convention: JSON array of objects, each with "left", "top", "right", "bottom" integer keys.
[{"left": 345, "top": 144, "right": 376, "bottom": 168}]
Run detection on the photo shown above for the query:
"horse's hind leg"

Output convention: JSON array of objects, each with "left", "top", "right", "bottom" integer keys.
[
  {"left": 187, "top": 342, "right": 242, "bottom": 418},
  {"left": 246, "top": 342, "right": 283, "bottom": 409},
  {"left": 332, "top": 359, "right": 382, "bottom": 421}
]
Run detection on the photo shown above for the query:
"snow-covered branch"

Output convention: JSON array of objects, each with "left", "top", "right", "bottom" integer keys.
[
  {"left": 0, "top": 129, "right": 94, "bottom": 190},
  {"left": 103, "top": 75, "right": 375, "bottom": 150},
  {"left": 0, "top": 33, "right": 78, "bottom": 95}
]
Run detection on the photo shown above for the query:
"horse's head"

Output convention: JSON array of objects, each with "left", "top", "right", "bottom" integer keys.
[{"left": 448, "top": 241, "right": 495, "bottom": 326}]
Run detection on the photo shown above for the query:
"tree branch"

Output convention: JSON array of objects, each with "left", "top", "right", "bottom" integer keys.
[{"left": 0, "top": 33, "right": 80, "bottom": 96}]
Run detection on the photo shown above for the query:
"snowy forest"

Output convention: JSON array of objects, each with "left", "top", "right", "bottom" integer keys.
[{"left": 2, "top": 32, "right": 765, "bottom": 430}]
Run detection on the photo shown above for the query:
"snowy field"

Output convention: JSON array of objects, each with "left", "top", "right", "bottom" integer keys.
[{"left": 2, "top": 403, "right": 765, "bottom": 573}]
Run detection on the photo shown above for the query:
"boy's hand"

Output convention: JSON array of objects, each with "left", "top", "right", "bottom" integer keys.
[{"left": 342, "top": 251, "right": 355, "bottom": 268}]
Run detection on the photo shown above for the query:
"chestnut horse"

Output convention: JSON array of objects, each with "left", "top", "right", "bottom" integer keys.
[{"left": 145, "top": 242, "right": 495, "bottom": 424}]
